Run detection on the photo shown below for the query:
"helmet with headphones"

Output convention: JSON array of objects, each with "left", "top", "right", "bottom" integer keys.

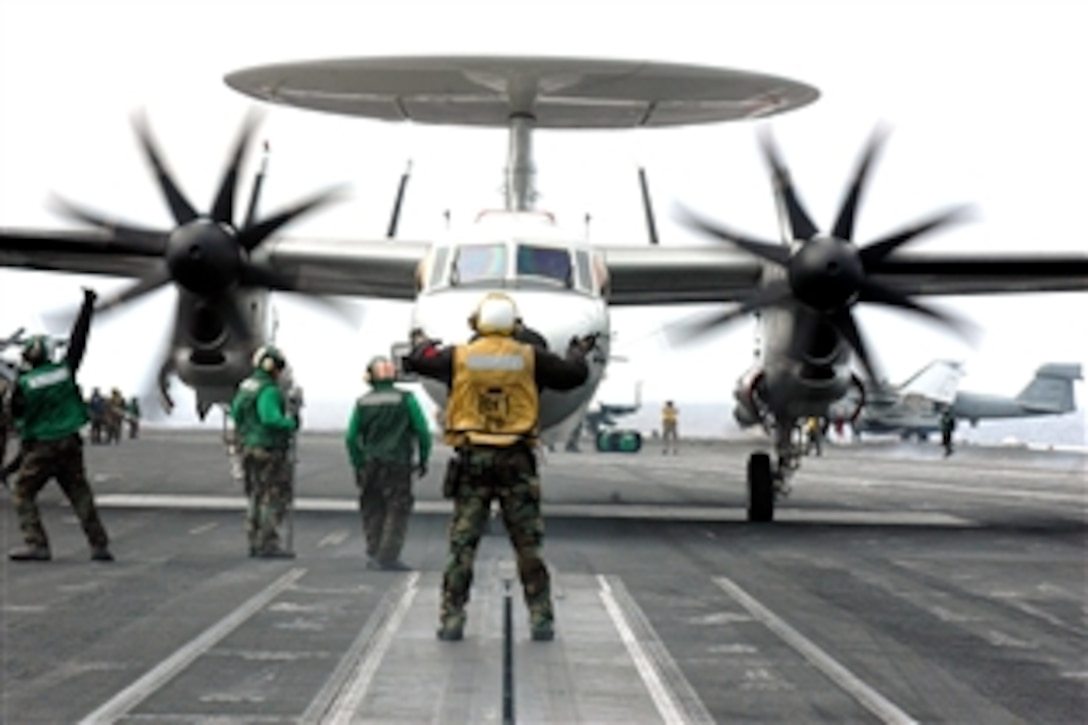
[
  {"left": 22, "top": 335, "right": 54, "bottom": 366},
  {"left": 252, "top": 345, "right": 287, "bottom": 373},
  {"left": 470, "top": 292, "right": 518, "bottom": 336},
  {"left": 366, "top": 355, "right": 397, "bottom": 384}
]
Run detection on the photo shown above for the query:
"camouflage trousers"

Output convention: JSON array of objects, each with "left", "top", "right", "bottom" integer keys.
[
  {"left": 10, "top": 434, "right": 109, "bottom": 550},
  {"left": 662, "top": 421, "right": 679, "bottom": 453},
  {"left": 441, "top": 444, "right": 551, "bottom": 629},
  {"left": 356, "top": 459, "right": 414, "bottom": 564},
  {"left": 242, "top": 447, "right": 293, "bottom": 553},
  {"left": 1, "top": 421, "right": 9, "bottom": 477}
]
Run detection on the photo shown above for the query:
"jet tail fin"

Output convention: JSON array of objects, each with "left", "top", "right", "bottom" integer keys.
[{"left": 1015, "top": 363, "right": 1082, "bottom": 414}]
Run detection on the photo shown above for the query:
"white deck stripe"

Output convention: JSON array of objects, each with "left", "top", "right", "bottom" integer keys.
[
  {"left": 598, "top": 575, "right": 687, "bottom": 725},
  {"left": 78, "top": 568, "right": 306, "bottom": 724},
  {"left": 94, "top": 494, "right": 973, "bottom": 525},
  {"left": 320, "top": 572, "right": 419, "bottom": 725},
  {"left": 713, "top": 576, "right": 918, "bottom": 725}
]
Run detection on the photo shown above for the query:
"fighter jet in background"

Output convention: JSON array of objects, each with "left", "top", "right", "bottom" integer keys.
[
  {"left": 834, "top": 361, "right": 1082, "bottom": 440},
  {"left": 562, "top": 381, "right": 643, "bottom": 451}
]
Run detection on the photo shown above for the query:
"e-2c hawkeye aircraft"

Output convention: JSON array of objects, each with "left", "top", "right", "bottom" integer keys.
[
  {"left": 0, "top": 56, "right": 1086, "bottom": 520},
  {"left": 0, "top": 56, "right": 818, "bottom": 448}
]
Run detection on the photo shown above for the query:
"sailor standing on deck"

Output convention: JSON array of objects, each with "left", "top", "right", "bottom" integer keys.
[
  {"left": 345, "top": 355, "right": 431, "bottom": 571},
  {"left": 230, "top": 345, "right": 299, "bottom": 558},
  {"left": 404, "top": 292, "right": 591, "bottom": 642}
]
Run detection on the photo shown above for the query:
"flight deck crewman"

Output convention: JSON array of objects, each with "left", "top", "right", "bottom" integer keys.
[
  {"left": 230, "top": 345, "right": 299, "bottom": 558},
  {"left": 346, "top": 355, "right": 432, "bottom": 571},
  {"left": 661, "top": 400, "right": 679, "bottom": 455},
  {"left": 0, "top": 373, "right": 12, "bottom": 483},
  {"left": 404, "top": 292, "right": 591, "bottom": 642},
  {"left": 8, "top": 288, "right": 113, "bottom": 562},
  {"left": 939, "top": 405, "right": 956, "bottom": 457}
]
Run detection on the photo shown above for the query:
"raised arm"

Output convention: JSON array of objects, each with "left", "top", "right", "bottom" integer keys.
[{"left": 65, "top": 288, "right": 97, "bottom": 372}]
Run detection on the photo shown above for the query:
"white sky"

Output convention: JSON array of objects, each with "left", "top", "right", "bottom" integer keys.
[{"left": 1, "top": 0, "right": 1086, "bottom": 427}]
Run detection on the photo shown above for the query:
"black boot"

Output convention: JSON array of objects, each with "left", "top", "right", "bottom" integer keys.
[{"left": 9, "top": 545, "right": 51, "bottom": 561}]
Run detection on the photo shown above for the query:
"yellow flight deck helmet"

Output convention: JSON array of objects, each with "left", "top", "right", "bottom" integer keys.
[{"left": 471, "top": 292, "right": 518, "bottom": 335}]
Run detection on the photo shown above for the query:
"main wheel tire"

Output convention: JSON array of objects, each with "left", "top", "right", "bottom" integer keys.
[{"left": 747, "top": 452, "right": 775, "bottom": 523}]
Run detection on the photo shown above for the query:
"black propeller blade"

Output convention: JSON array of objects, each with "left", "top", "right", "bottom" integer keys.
[
  {"left": 758, "top": 127, "right": 818, "bottom": 241},
  {"left": 49, "top": 196, "right": 168, "bottom": 255},
  {"left": 830, "top": 125, "right": 887, "bottom": 242},
  {"left": 673, "top": 126, "right": 979, "bottom": 383}
]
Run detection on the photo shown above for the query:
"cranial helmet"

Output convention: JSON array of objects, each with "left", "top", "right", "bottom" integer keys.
[
  {"left": 22, "top": 335, "right": 53, "bottom": 366},
  {"left": 253, "top": 345, "right": 287, "bottom": 373},
  {"left": 472, "top": 292, "right": 518, "bottom": 335},
  {"left": 366, "top": 355, "right": 397, "bottom": 383}
]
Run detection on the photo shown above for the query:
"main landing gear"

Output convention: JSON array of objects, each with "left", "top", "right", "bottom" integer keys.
[
  {"left": 746, "top": 453, "right": 776, "bottom": 522},
  {"left": 746, "top": 422, "right": 802, "bottom": 523}
]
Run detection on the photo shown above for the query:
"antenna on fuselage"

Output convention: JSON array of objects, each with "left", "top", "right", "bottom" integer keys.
[
  {"left": 443, "top": 209, "right": 451, "bottom": 230},
  {"left": 386, "top": 159, "right": 412, "bottom": 238},
  {"left": 243, "top": 140, "right": 270, "bottom": 229},
  {"left": 584, "top": 213, "right": 592, "bottom": 239},
  {"left": 637, "top": 167, "right": 660, "bottom": 245}
]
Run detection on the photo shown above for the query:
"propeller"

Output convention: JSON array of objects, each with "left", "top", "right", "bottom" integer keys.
[
  {"left": 40, "top": 111, "right": 360, "bottom": 413},
  {"left": 51, "top": 110, "right": 352, "bottom": 329},
  {"left": 672, "top": 126, "right": 977, "bottom": 383}
]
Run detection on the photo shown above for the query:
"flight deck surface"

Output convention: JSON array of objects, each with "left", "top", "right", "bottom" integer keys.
[{"left": 2, "top": 431, "right": 1085, "bottom": 723}]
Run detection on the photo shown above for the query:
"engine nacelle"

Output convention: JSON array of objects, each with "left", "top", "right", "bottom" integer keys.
[
  {"left": 827, "top": 372, "right": 866, "bottom": 423},
  {"left": 732, "top": 365, "right": 766, "bottom": 429}
]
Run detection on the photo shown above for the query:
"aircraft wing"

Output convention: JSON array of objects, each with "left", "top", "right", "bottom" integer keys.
[
  {"left": 258, "top": 236, "right": 428, "bottom": 299},
  {"left": 869, "top": 252, "right": 1088, "bottom": 295},
  {"left": 0, "top": 228, "right": 163, "bottom": 278},
  {"left": 0, "top": 227, "right": 428, "bottom": 300},
  {"left": 599, "top": 246, "right": 763, "bottom": 305}
]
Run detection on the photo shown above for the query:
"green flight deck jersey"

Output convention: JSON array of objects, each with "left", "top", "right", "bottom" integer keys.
[
  {"left": 16, "top": 361, "right": 88, "bottom": 442},
  {"left": 346, "top": 381, "right": 432, "bottom": 469},
  {"left": 230, "top": 370, "right": 298, "bottom": 451}
]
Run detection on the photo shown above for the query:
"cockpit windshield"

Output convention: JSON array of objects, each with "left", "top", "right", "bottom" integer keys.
[
  {"left": 451, "top": 243, "right": 506, "bottom": 286},
  {"left": 441, "top": 241, "right": 586, "bottom": 293},
  {"left": 516, "top": 244, "right": 572, "bottom": 287}
]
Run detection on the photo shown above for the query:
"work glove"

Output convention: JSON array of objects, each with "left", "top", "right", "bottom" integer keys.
[
  {"left": 82, "top": 287, "right": 98, "bottom": 304},
  {"left": 409, "top": 327, "right": 431, "bottom": 348},
  {"left": 354, "top": 467, "right": 366, "bottom": 489},
  {"left": 416, "top": 462, "right": 428, "bottom": 478}
]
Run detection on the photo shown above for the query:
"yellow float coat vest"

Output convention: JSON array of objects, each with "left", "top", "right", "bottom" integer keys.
[{"left": 445, "top": 336, "right": 538, "bottom": 447}]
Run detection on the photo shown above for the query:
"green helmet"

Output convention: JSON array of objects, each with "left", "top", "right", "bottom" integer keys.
[
  {"left": 252, "top": 344, "right": 287, "bottom": 373},
  {"left": 22, "top": 335, "right": 54, "bottom": 366}
]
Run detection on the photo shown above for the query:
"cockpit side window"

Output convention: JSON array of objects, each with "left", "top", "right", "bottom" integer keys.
[
  {"left": 451, "top": 244, "right": 507, "bottom": 286},
  {"left": 574, "top": 250, "right": 593, "bottom": 292},
  {"left": 516, "top": 244, "right": 572, "bottom": 288},
  {"left": 429, "top": 246, "right": 450, "bottom": 288}
]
